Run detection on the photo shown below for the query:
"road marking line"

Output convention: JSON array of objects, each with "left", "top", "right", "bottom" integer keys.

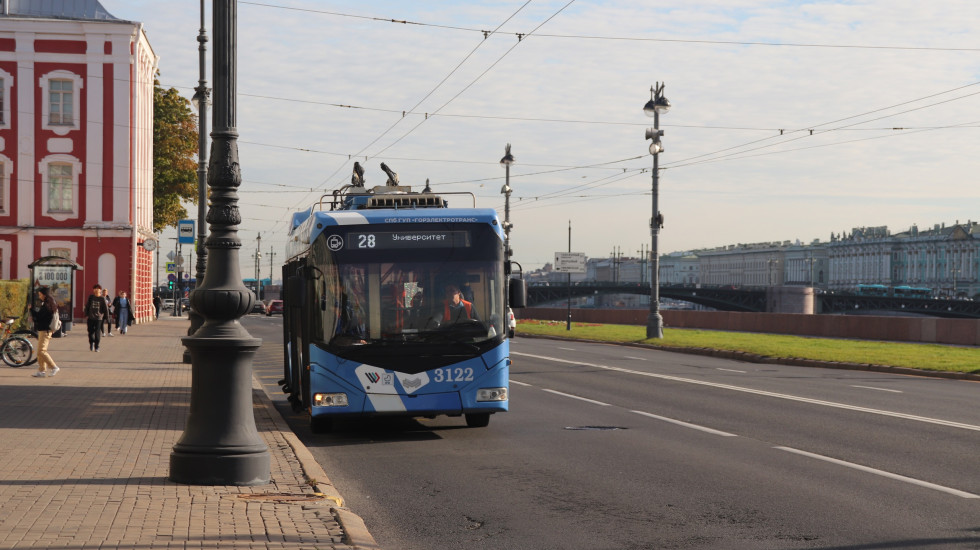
[
  {"left": 717, "top": 368, "right": 747, "bottom": 373},
  {"left": 851, "top": 385, "right": 903, "bottom": 393},
  {"left": 632, "top": 410, "right": 738, "bottom": 437},
  {"left": 510, "top": 380, "right": 532, "bottom": 387},
  {"left": 513, "top": 351, "right": 980, "bottom": 432},
  {"left": 625, "top": 356, "right": 648, "bottom": 361},
  {"left": 542, "top": 389, "right": 610, "bottom": 406},
  {"left": 775, "top": 446, "right": 980, "bottom": 499},
  {"left": 558, "top": 347, "right": 577, "bottom": 351}
]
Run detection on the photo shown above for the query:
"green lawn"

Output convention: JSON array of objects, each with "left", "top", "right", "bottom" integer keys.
[{"left": 516, "top": 320, "right": 980, "bottom": 374}]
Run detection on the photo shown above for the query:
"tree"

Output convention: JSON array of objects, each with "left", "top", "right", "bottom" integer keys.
[{"left": 153, "top": 79, "right": 198, "bottom": 232}]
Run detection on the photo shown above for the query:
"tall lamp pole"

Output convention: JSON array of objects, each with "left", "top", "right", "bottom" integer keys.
[
  {"left": 567, "top": 220, "right": 572, "bottom": 331},
  {"left": 254, "top": 233, "right": 262, "bottom": 299},
  {"left": 499, "top": 144, "right": 514, "bottom": 259},
  {"left": 185, "top": 0, "right": 210, "bottom": 363},
  {"left": 170, "top": 0, "right": 270, "bottom": 486},
  {"left": 643, "top": 82, "right": 670, "bottom": 339}
]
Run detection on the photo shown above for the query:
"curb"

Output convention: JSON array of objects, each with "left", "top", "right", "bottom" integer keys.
[
  {"left": 517, "top": 333, "right": 980, "bottom": 382},
  {"left": 253, "top": 379, "right": 382, "bottom": 550}
]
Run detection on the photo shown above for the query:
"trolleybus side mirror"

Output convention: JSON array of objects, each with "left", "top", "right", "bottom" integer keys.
[{"left": 509, "top": 278, "right": 527, "bottom": 309}]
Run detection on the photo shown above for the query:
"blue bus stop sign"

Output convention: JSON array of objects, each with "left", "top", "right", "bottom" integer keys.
[{"left": 178, "top": 220, "right": 195, "bottom": 244}]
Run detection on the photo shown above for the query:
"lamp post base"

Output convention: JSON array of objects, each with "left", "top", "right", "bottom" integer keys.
[
  {"left": 169, "top": 335, "right": 269, "bottom": 486},
  {"left": 646, "top": 311, "right": 664, "bottom": 339},
  {"left": 170, "top": 449, "right": 270, "bottom": 486}
]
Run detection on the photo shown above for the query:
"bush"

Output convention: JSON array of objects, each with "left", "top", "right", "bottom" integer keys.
[{"left": 0, "top": 279, "right": 32, "bottom": 329}]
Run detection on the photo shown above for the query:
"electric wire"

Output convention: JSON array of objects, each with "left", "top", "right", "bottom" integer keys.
[
  {"left": 663, "top": 86, "right": 980, "bottom": 170},
  {"left": 306, "top": 1, "right": 534, "bottom": 203},
  {"left": 239, "top": 1, "right": 980, "bottom": 52}
]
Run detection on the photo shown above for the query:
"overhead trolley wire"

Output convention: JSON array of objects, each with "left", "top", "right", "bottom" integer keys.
[
  {"left": 662, "top": 81, "right": 980, "bottom": 170},
  {"left": 267, "top": 1, "right": 535, "bottom": 237},
  {"left": 240, "top": 2, "right": 980, "bottom": 52},
  {"left": 298, "top": 0, "right": 534, "bottom": 210},
  {"left": 361, "top": 1, "right": 579, "bottom": 165}
]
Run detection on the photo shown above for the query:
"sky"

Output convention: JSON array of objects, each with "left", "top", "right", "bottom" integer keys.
[{"left": 111, "top": 1, "right": 980, "bottom": 280}]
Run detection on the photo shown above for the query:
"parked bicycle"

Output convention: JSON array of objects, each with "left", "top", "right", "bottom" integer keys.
[{"left": 1, "top": 317, "right": 36, "bottom": 367}]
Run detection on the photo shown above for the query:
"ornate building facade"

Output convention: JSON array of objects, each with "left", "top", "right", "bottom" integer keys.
[
  {"left": 669, "top": 221, "right": 980, "bottom": 298},
  {"left": 0, "top": 1, "right": 158, "bottom": 321}
]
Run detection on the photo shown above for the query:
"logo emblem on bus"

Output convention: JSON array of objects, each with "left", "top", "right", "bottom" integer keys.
[
  {"left": 402, "top": 377, "right": 422, "bottom": 389},
  {"left": 365, "top": 372, "right": 380, "bottom": 383},
  {"left": 327, "top": 234, "right": 344, "bottom": 251}
]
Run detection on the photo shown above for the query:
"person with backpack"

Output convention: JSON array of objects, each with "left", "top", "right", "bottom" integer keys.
[
  {"left": 85, "top": 284, "right": 109, "bottom": 352},
  {"left": 31, "top": 286, "right": 61, "bottom": 377}
]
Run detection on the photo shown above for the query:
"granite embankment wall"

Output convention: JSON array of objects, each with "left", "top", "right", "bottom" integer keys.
[{"left": 519, "top": 308, "right": 980, "bottom": 346}]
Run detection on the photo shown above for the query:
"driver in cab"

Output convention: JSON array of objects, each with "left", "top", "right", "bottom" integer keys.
[{"left": 443, "top": 285, "right": 479, "bottom": 324}]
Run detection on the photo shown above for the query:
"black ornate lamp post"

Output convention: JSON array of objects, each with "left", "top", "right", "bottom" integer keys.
[
  {"left": 184, "top": 0, "right": 210, "bottom": 363},
  {"left": 170, "top": 0, "right": 270, "bottom": 486},
  {"left": 643, "top": 82, "right": 670, "bottom": 339}
]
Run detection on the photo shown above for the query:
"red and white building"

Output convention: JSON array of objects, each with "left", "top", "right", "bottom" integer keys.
[{"left": 0, "top": 0, "right": 158, "bottom": 322}]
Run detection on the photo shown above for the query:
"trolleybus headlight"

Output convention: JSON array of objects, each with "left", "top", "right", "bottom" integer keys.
[
  {"left": 313, "top": 393, "right": 349, "bottom": 407},
  {"left": 476, "top": 388, "right": 508, "bottom": 402}
]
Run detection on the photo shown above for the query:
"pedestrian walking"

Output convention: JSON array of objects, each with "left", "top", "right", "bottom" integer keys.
[
  {"left": 112, "top": 290, "right": 135, "bottom": 334},
  {"left": 31, "top": 286, "right": 61, "bottom": 377},
  {"left": 153, "top": 294, "right": 162, "bottom": 320},
  {"left": 85, "top": 284, "right": 109, "bottom": 352},
  {"left": 103, "top": 288, "right": 114, "bottom": 336}
]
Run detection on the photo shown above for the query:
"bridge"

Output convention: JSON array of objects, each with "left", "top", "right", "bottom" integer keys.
[{"left": 526, "top": 282, "right": 980, "bottom": 318}]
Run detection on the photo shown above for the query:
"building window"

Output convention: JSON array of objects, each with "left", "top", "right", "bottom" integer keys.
[
  {"left": 48, "top": 163, "right": 72, "bottom": 213},
  {"left": 0, "top": 69, "right": 12, "bottom": 130},
  {"left": 49, "top": 248, "right": 71, "bottom": 260},
  {"left": 38, "top": 154, "right": 81, "bottom": 221},
  {"left": 48, "top": 79, "right": 73, "bottom": 125},
  {"left": 39, "top": 71, "right": 82, "bottom": 135}
]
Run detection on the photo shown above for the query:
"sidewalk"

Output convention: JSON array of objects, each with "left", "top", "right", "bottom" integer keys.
[{"left": 0, "top": 316, "right": 378, "bottom": 549}]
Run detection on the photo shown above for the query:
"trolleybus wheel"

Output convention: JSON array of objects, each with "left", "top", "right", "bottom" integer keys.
[{"left": 465, "top": 413, "right": 490, "bottom": 428}]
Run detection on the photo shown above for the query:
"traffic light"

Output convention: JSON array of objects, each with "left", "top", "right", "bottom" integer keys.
[{"left": 168, "top": 280, "right": 174, "bottom": 290}]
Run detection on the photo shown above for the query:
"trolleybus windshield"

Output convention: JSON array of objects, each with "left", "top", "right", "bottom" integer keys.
[{"left": 308, "top": 223, "right": 506, "bottom": 362}]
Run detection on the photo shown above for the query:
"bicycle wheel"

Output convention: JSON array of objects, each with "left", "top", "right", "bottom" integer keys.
[{"left": 1, "top": 336, "right": 35, "bottom": 367}]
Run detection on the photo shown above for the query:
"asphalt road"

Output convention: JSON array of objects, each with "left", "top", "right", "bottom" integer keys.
[{"left": 244, "top": 316, "right": 980, "bottom": 550}]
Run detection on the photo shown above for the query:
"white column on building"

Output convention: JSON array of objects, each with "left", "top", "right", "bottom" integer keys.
[
  {"left": 15, "top": 32, "right": 35, "bottom": 277},
  {"left": 85, "top": 35, "right": 104, "bottom": 224}
]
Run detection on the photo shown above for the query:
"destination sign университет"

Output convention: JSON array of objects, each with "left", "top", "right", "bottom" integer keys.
[{"left": 348, "top": 231, "right": 470, "bottom": 250}]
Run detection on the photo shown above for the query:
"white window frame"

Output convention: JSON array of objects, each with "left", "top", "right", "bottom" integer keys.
[
  {"left": 40, "top": 240, "right": 78, "bottom": 265},
  {"left": 0, "top": 154, "right": 10, "bottom": 215},
  {"left": 39, "top": 70, "right": 83, "bottom": 136},
  {"left": 48, "top": 163, "right": 72, "bottom": 213},
  {"left": 0, "top": 68, "right": 12, "bottom": 129},
  {"left": 38, "top": 154, "right": 81, "bottom": 221},
  {"left": 0, "top": 244, "right": 6, "bottom": 280},
  {"left": 48, "top": 247, "right": 71, "bottom": 260}
]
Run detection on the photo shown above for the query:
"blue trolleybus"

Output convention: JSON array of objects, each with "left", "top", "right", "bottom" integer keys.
[{"left": 280, "top": 164, "right": 525, "bottom": 432}]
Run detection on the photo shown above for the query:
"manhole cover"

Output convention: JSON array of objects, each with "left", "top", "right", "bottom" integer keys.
[
  {"left": 564, "top": 426, "right": 628, "bottom": 431},
  {"left": 237, "top": 493, "right": 328, "bottom": 504}
]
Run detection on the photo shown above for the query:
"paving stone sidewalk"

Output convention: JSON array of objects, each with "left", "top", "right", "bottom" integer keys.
[{"left": 0, "top": 316, "right": 378, "bottom": 549}]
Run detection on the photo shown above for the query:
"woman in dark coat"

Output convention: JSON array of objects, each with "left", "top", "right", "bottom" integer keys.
[
  {"left": 32, "top": 287, "right": 60, "bottom": 377},
  {"left": 111, "top": 290, "right": 136, "bottom": 334}
]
